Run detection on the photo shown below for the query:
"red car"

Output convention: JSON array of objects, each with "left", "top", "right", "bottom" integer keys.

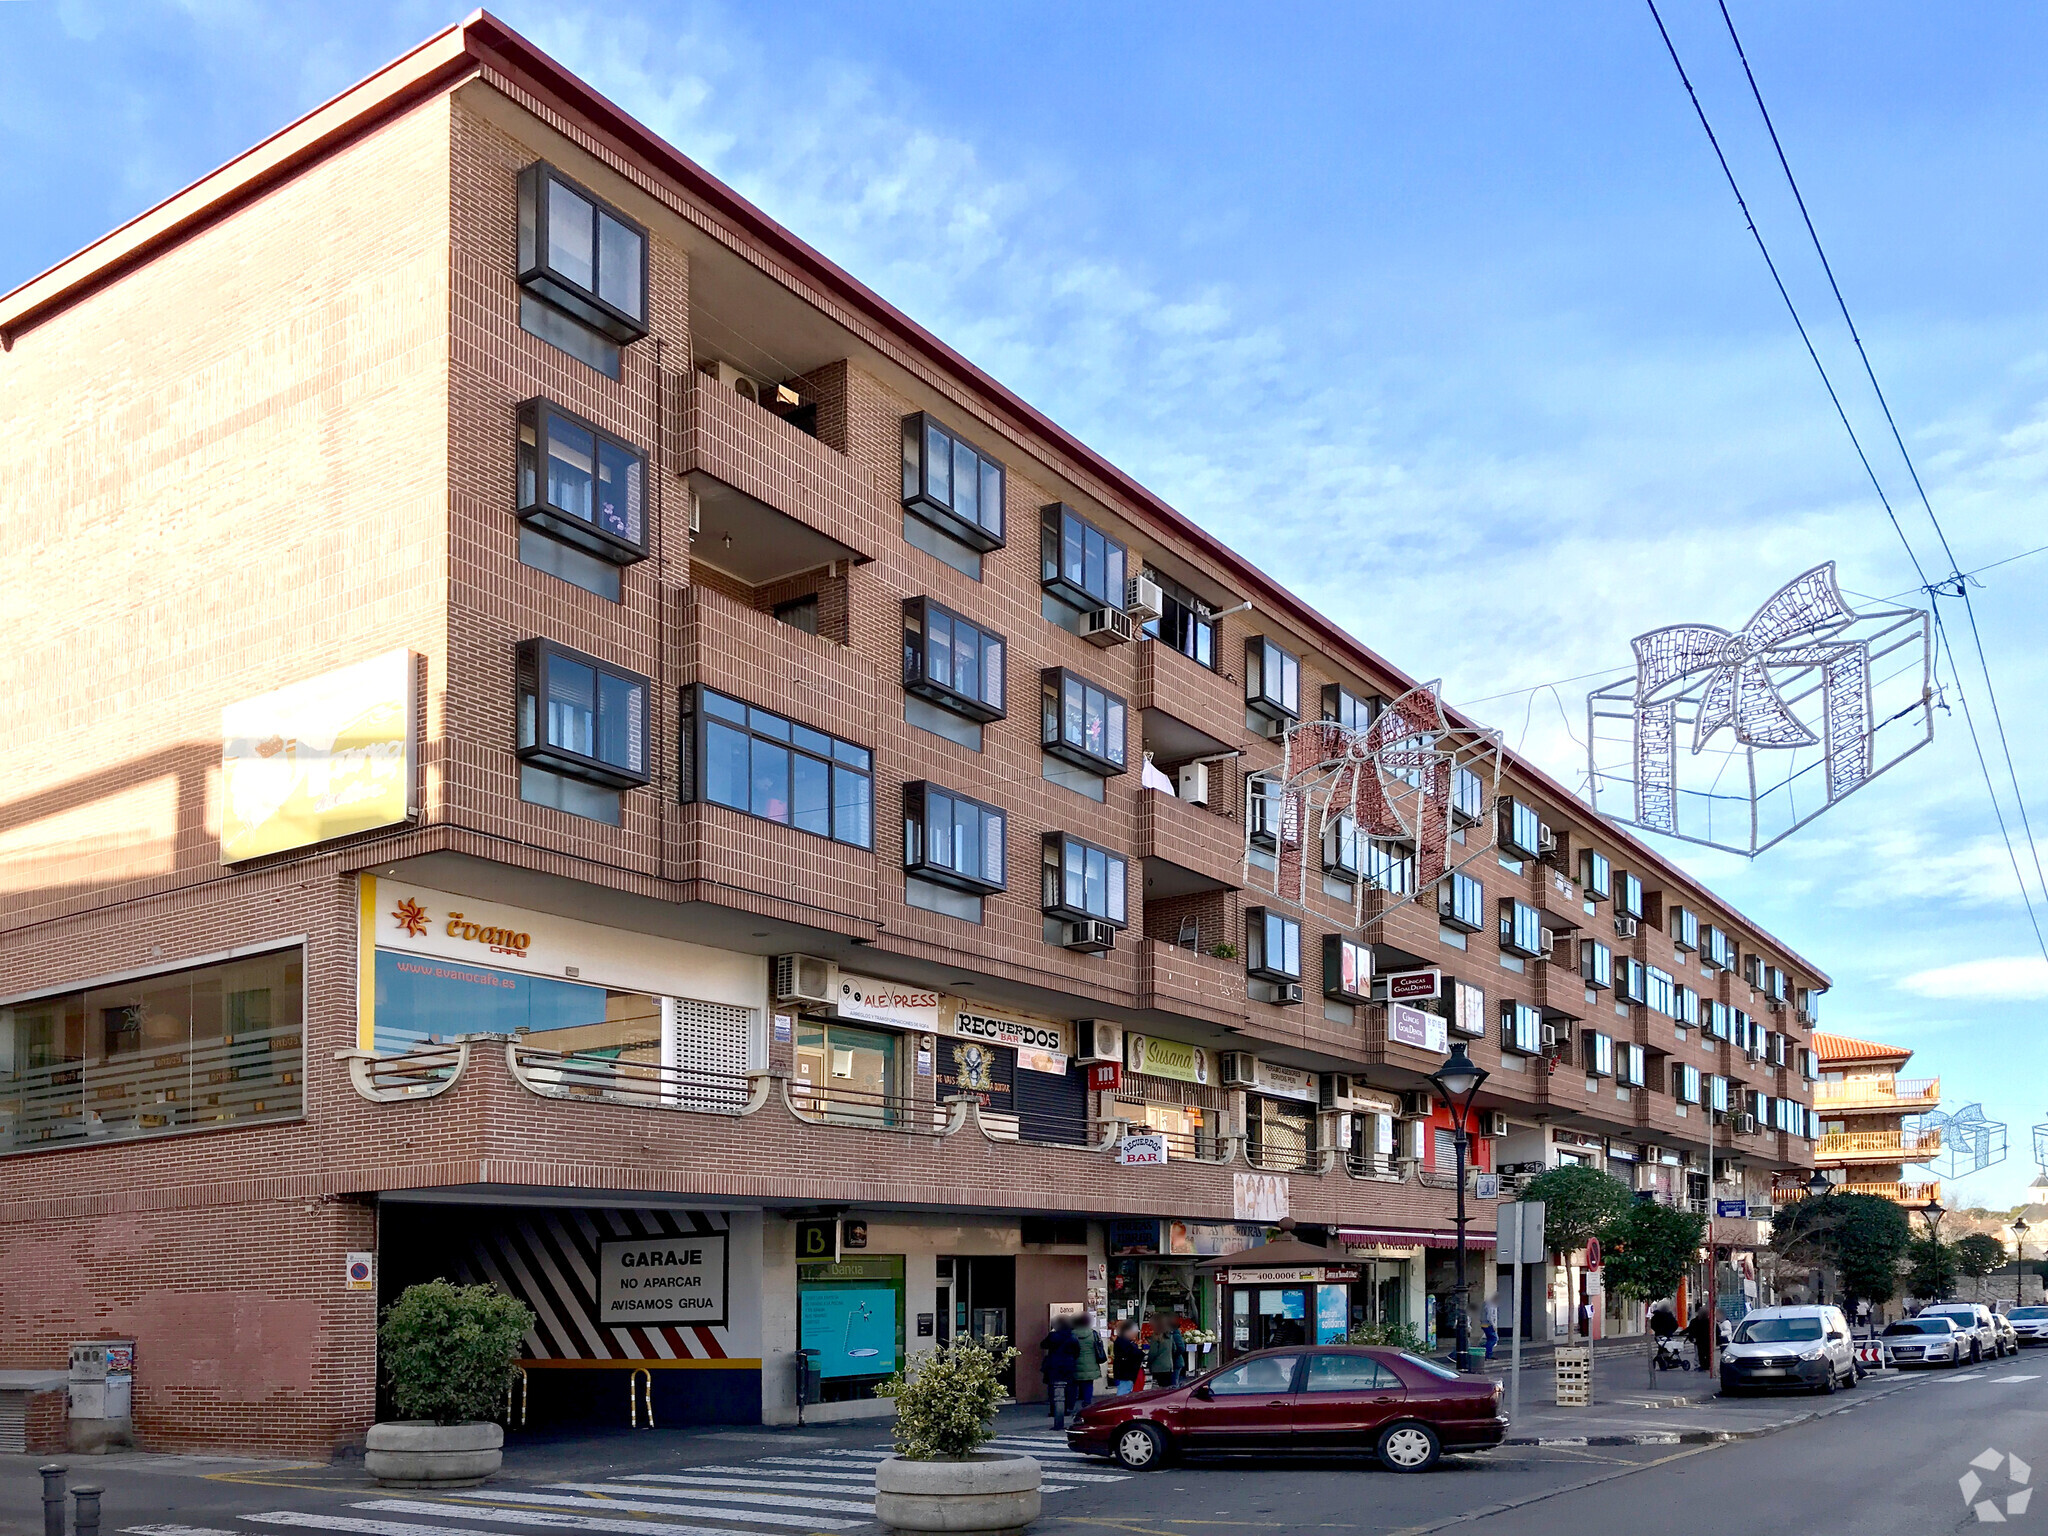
[{"left": 1068, "top": 1345, "right": 1506, "bottom": 1473}]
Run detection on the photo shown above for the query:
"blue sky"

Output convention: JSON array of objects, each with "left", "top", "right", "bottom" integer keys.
[{"left": 5, "top": 1, "right": 2044, "bottom": 1207}]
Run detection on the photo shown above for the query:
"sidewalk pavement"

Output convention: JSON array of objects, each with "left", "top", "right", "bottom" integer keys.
[{"left": 1498, "top": 1364, "right": 1921, "bottom": 1447}]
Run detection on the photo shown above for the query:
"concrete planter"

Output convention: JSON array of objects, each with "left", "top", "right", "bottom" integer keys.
[
  {"left": 364, "top": 1421, "right": 503, "bottom": 1488},
  {"left": 874, "top": 1452, "right": 1042, "bottom": 1534}
]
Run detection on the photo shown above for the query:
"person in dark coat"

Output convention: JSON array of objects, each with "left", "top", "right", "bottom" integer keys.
[
  {"left": 1111, "top": 1321, "right": 1145, "bottom": 1395},
  {"left": 1040, "top": 1315, "right": 1081, "bottom": 1429}
]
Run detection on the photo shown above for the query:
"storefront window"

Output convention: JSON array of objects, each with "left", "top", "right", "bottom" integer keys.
[
  {"left": 0, "top": 948, "right": 303, "bottom": 1154},
  {"left": 798, "top": 1254, "right": 905, "bottom": 1402},
  {"left": 793, "top": 1019, "right": 902, "bottom": 1126},
  {"left": 1248, "top": 1095, "right": 1316, "bottom": 1172}
]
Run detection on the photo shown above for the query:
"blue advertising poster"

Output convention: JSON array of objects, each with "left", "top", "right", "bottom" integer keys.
[
  {"left": 374, "top": 950, "right": 611, "bottom": 1052},
  {"left": 1316, "top": 1284, "right": 1349, "bottom": 1344},
  {"left": 801, "top": 1286, "right": 900, "bottom": 1378}
]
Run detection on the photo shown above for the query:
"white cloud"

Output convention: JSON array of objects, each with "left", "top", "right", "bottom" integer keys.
[{"left": 1897, "top": 956, "right": 2048, "bottom": 1001}]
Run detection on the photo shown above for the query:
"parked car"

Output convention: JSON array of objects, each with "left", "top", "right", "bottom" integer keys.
[
  {"left": 1917, "top": 1303, "right": 2000, "bottom": 1362},
  {"left": 1991, "top": 1312, "right": 2020, "bottom": 1357},
  {"left": 1881, "top": 1316, "right": 1964, "bottom": 1368},
  {"left": 1718, "top": 1305, "right": 1857, "bottom": 1395},
  {"left": 2005, "top": 1305, "right": 2048, "bottom": 1347},
  {"left": 1066, "top": 1345, "right": 1506, "bottom": 1473}
]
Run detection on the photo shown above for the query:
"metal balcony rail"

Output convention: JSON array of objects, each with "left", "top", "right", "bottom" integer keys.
[
  {"left": 1097, "top": 1121, "right": 1211, "bottom": 1161},
  {"left": 787, "top": 1079, "right": 928, "bottom": 1131},
  {"left": 1813, "top": 1076, "right": 1940, "bottom": 1109},
  {"left": 1245, "top": 1137, "right": 1320, "bottom": 1174},
  {"left": 0, "top": 1025, "right": 301, "bottom": 1153},
  {"left": 1345, "top": 1148, "right": 1402, "bottom": 1179},
  {"left": 359, "top": 1043, "right": 465, "bottom": 1093},
  {"left": 511, "top": 1042, "right": 750, "bottom": 1115},
  {"left": 1816, "top": 1128, "right": 1941, "bottom": 1157},
  {"left": 1011, "top": 1107, "right": 1096, "bottom": 1149}
]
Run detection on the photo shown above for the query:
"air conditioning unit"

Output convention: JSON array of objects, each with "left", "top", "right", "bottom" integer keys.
[
  {"left": 1737, "top": 1113, "right": 1757, "bottom": 1136},
  {"left": 1768, "top": 999, "right": 1786, "bottom": 1015},
  {"left": 1080, "top": 605, "right": 1135, "bottom": 647},
  {"left": 1537, "top": 824, "right": 1557, "bottom": 856},
  {"left": 1319, "top": 1074, "right": 1354, "bottom": 1111},
  {"left": 1400, "top": 1089, "right": 1434, "bottom": 1118},
  {"left": 1540, "top": 1023, "right": 1559, "bottom": 1050},
  {"left": 1124, "top": 574, "right": 1165, "bottom": 623},
  {"left": 1175, "top": 761, "right": 1210, "bottom": 805},
  {"left": 1482, "top": 1110, "right": 1511, "bottom": 1139},
  {"left": 773, "top": 954, "right": 838, "bottom": 1007},
  {"left": 1644, "top": 1144, "right": 1665, "bottom": 1163},
  {"left": 1536, "top": 929, "right": 1556, "bottom": 960},
  {"left": 1218, "top": 1051, "right": 1259, "bottom": 1088},
  {"left": 1061, "top": 919, "right": 1116, "bottom": 954},
  {"left": 1399, "top": 1117, "right": 1429, "bottom": 1162},
  {"left": 701, "top": 357, "right": 777, "bottom": 405},
  {"left": 1274, "top": 981, "right": 1304, "bottom": 1005},
  {"left": 1077, "top": 1020, "right": 1123, "bottom": 1064},
  {"left": 1614, "top": 914, "right": 1639, "bottom": 939},
  {"left": 1713, "top": 1158, "right": 1735, "bottom": 1180}
]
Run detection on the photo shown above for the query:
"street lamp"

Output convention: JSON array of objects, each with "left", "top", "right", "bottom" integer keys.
[
  {"left": 2014, "top": 1217, "right": 2031, "bottom": 1309},
  {"left": 1921, "top": 1198, "right": 1947, "bottom": 1303},
  {"left": 1806, "top": 1169, "right": 1833, "bottom": 1200},
  {"left": 1428, "top": 1042, "right": 1490, "bottom": 1372}
]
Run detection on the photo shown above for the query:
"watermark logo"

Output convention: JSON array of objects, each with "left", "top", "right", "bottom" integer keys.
[{"left": 1961, "top": 1448, "right": 2032, "bottom": 1523}]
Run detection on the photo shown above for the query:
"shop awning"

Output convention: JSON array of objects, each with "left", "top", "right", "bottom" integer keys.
[
  {"left": 1337, "top": 1227, "right": 1496, "bottom": 1250},
  {"left": 1192, "top": 1235, "right": 1338, "bottom": 1271}
]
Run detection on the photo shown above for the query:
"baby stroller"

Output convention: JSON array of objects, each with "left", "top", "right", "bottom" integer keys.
[{"left": 1653, "top": 1332, "right": 1694, "bottom": 1371}]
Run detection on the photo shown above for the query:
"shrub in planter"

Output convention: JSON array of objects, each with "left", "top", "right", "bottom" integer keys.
[
  {"left": 368, "top": 1281, "right": 533, "bottom": 1488},
  {"left": 873, "top": 1336, "right": 1040, "bottom": 1534}
]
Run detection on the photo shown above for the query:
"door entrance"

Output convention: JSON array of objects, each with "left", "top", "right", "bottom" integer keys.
[{"left": 940, "top": 1255, "right": 1018, "bottom": 1387}]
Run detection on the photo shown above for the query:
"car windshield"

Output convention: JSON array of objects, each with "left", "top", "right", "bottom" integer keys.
[
  {"left": 2010, "top": 1308, "right": 2048, "bottom": 1320},
  {"left": 1734, "top": 1317, "right": 1823, "bottom": 1343},
  {"left": 1396, "top": 1351, "right": 1462, "bottom": 1381},
  {"left": 1884, "top": 1319, "right": 1951, "bottom": 1335},
  {"left": 1922, "top": 1310, "right": 1976, "bottom": 1325}
]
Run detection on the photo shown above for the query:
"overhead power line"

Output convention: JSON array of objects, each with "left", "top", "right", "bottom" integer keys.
[{"left": 1641, "top": 0, "right": 2048, "bottom": 957}]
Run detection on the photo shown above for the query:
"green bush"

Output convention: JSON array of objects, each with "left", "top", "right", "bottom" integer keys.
[
  {"left": 1345, "top": 1320, "right": 1425, "bottom": 1350},
  {"left": 379, "top": 1280, "right": 534, "bottom": 1425},
  {"left": 875, "top": 1334, "right": 1019, "bottom": 1460}
]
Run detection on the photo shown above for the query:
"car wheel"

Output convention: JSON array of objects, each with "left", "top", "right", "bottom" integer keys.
[
  {"left": 1971, "top": 1341, "right": 1983, "bottom": 1364},
  {"left": 1840, "top": 1362, "right": 1857, "bottom": 1389},
  {"left": 1818, "top": 1367, "right": 1837, "bottom": 1395},
  {"left": 1112, "top": 1422, "right": 1169, "bottom": 1471},
  {"left": 1377, "top": 1420, "right": 1442, "bottom": 1474}
]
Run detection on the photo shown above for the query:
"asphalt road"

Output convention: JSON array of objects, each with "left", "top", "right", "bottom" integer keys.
[{"left": 2, "top": 1364, "right": 2040, "bottom": 1536}]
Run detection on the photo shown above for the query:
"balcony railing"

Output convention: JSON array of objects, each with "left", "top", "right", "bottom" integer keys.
[
  {"left": 2, "top": 1025, "right": 302, "bottom": 1154},
  {"left": 1814, "top": 1076, "right": 1940, "bottom": 1111},
  {"left": 511, "top": 1042, "right": 749, "bottom": 1115},
  {"left": 1775, "top": 1179, "right": 1941, "bottom": 1207},
  {"left": 1817, "top": 1128, "right": 1941, "bottom": 1159}
]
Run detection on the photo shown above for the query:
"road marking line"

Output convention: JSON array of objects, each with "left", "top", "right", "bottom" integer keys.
[
  {"left": 358, "top": 1500, "right": 853, "bottom": 1535},
  {"left": 126, "top": 1527, "right": 241, "bottom": 1536},
  {"left": 629, "top": 1466, "right": 878, "bottom": 1482},
  {"left": 534, "top": 1483, "right": 875, "bottom": 1514}
]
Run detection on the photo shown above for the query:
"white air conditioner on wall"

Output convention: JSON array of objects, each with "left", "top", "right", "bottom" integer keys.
[
  {"left": 1219, "top": 1051, "right": 1259, "bottom": 1088},
  {"left": 1080, "top": 606, "right": 1135, "bottom": 647},
  {"left": 1319, "top": 1074, "right": 1354, "bottom": 1111},
  {"left": 1175, "top": 761, "right": 1210, "bottom": 805},
  {"left": 701, "top": 358, "right": 777, "bottom": 404},
  {"left": 1125, "top": 575, "right": 1165, "bottom": 623},
  {"left": 1399, "top": 1117, "right": 1429, "bottom": 1162},
  {"left": 1401, "top": 1089, "right": 1434, "bottom": 1119},
  {"left": 1275, "top": 981, "right": 1304, "bottom": 1005},
  {"left": 1540, "top": 1023, "right": 1559, "bottom": 1049},
  {"left": 1483, "top": 1110, "right": 1511, "bottom": 1139},
  {"left": 773, "top": 954, "right": 837, "bottom": 1007},
  {"left": 1537, "top": 929, "right": 1556, "bottom": 959},
  {"left": 1061, "top": 919, "right": 1116, "bottom": 954},
  {"left": 1615, "top": 914, "right": 1639, "bottom": 939},
  {"left": 1077, "top": 1021, "right": 1122, "bottom": 1065},
  {"left": 1537, "top": 824, "right": 1557, "bottom": 856}
]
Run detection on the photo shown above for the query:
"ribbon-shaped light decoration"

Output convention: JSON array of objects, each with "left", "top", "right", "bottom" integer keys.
[{"left": 1628, "top": 563, "right": 1874, "bottom": 833}]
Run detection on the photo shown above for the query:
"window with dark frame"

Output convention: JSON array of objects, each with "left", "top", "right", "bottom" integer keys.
[
  {"left": 1453, "top": 766, "right": 1485, "bottom": 822},
  {"left": 904, "top": 598, "right": 1006, "bottom": 722},
  {"left": 1588, "top": 1030, "right": 1615, "bottom": 1077},
  {"left": 516, "top": 400, "right": 647, "bottom": 565},
  {"left": 515, "top": 639, "right": 649, "bottom": 790},
  {"left": 1367, "top": 839, "right": 1415, "bottom": 895},
  {"left": 1323, "top": 934, "right": 1372, "bottom": 1002},
  {"left": 1581, "top": 938, "right": 1613, "bottom": 990},
  {"left": 1676, "top": 985, "right": 1699, "bottom": 1027},
  {"left": 1616, "top": 957, "right": 1647, "bottom": 1004},
  {"left": 1245, "top": 908, "right": 1302, "bottom": 983},
  {"left": 1581, "top": 850, "right": 1612, "bottom": 901},
  {"left": 1671, "top": 905, "right": 1698, "bottom": 950},
  {"left": 1040, "top": 504, "right": 1128, "bottom": 610},
  {"left": 1500, "top": 797, "right": 1543, "bottom": 861},
  {"left": 1647, "top": 966, "right": 1675, "bottom": 1016},
  {"left": 1616, "top": 871, "right": 1644, "bottom": 920},
  {"left": 1040, "top": 668, "right": 1128, "bottom": 776},
  {"left": 1321, "top": 684, "right": 1379, "bottom": 734},
  {"left": 1245, "top": 637, "right": 1301, "bottom": 723},
  {"left": 1501, "top": 1000, "right": 1542, "bottom": 1055},
  {"left": 903, "top": 782, "right": 1006, "bottom": 895},
  {"left": 685, "top": 686, "right": 873, "bottom": 849},
  {"left": 517, "top": 162, "right": 648, "bottom": 342},
  {"left": 773, "top": 596, "right": 820, "bottom": 636},
  {"left": 1498, "top": 899, "right": 1544, "bottom": 958},
  {"left": 1041, "top": 833, "right": 1128, "bottom": 927},
  {"left": 1322, "top": 812, "right": 1363, "bottom": 879},
  {"left": 902, "top": 412, "right": 1006, "bottom": 551},
  {"left": 1141, "top": 571, "right": 1216, "bottom": 669},
  {"left": 1439, "top": 871, "right": 1484, "bottom": 933}
]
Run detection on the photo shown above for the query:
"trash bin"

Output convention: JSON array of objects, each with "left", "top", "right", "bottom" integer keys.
[{"left": 67, "top": 1342, "right": 135, "bottom": 1453}]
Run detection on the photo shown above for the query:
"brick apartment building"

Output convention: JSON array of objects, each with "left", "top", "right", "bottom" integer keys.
[{"left": 0, "top": 14, "right": 1822, "bottom": 1455}]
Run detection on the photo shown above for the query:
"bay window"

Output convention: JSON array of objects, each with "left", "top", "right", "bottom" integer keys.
[
  {"left": 1670, "top": 905, "right": 1698, "bottom": 951},
  {"left": 1439, "top": 871, "right": 1484, "bottom": 932},
  {"left": 1647, "top": 966, "right": 1675, "bottom": 1016},
  {"left": 1321, "top": 684, "right": 1380, "bottom": 733},
  {"left": 903, "top": 783, "right": 1006, "bottom": 895},
  {"left": 1366, "top": 840, "right": 1415, "bottom": 895},
  {"left": 515, "top": 639, "right": 649, "bottom": 789},
  {"left": 516, "top": 401, "right": 647, "bottom": 563},
  {"left": 1040, "top": 668, "right": 1128, "bottom": 776},
  {"left": 1587, "top": 1030, "right": 1615, "bottom": 1077},
  {"left": 517, "top": 162, "right": 648, "bottom": 342},
  {"left": 1501, "top": 1000, "right": 1542, "bottom": 1055},
  {"left": 1245, "top": 908, "right": 1302, "bottom": 983},
  {"left": 903, "top": 412, "right": 1006, "bottom": 551},
  {"left": 1040, "top": 503, "right": 1127, "bottom": 610},
  {"left": 687, "top": 687, "right": 873, "bottom": 848},
  {"left": 903, "top": 598, "right": 1006, "bottom": 722},
  {"left": 1620, "top": 1042, "right": 1647, "bottom": 1088},
  {"left": 1499, "top": 899, "right": 1544, "bottom": 958},
  {"left": 1245, "top": 637, "right": 1300, "bottom": 723},
  {"left": 1323, "top": 812, "right": 1363, "bottom": 879},
  {"left": 1500, "top": 797, "right": 1544, "bottom": 860},
  {"left": 1616, "top": 871, "right": 1644, "bottom": 920},
  {"left": 1616, "top": 957, "right": 1647, "bottom": 1004},
  {"left": 1580, "top": 938, "right": 1613, "bottom": 990},
  {"left": 1323, "top": 934, "right": 1373, "bottom": 1003},
  {"left": 1041, "top": 833, "right": 1128, "bottom": 927},
  {"left": 1581, "top": 849, "right": 1612, "bottom": 901}
]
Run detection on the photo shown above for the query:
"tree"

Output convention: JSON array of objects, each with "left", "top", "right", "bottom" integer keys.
[
  {"left": 1770, "top": 1192, "right": 1910, "bottom": 1317},
  {"left": 1516, "top": 1165, "right": 1637, "bottom": 1330},
  {"left": 1954, "top": 1234, "right": 2007, "bottom": 1300},
  {"left": 1908, "top": 1235, "right": 1960, "bottom": 1301},
  {"left": 1603, "top": 1200, "right": 1707, "bottom": 1305}
]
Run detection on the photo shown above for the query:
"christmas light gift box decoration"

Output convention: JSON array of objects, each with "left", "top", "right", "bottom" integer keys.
[{"left": 1586, "top": 562, "right": 1933, "bottom": 857}]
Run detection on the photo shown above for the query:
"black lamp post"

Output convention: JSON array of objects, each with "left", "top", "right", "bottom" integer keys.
[
  {"left": 1921, "top": 1198, "right": 1947, "bottom": 1302},
  {"left": 1428, "top": 1042, "right": 1490, "bottom": 1372},
  {"left": 1804, "top": 1170, "right": 1833, "bottom": 1306},
  {"left": 2014, "top": 1217, "right": 2030, "bottom": 1308}
]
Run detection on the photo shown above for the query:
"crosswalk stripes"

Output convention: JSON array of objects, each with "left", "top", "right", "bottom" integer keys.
[{"left": 178, "top": 1424, "right": 1131, "bottom": 1536}]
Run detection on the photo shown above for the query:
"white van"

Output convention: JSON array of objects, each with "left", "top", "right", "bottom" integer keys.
[
  {"left": 1917, "top": 1303, "right": 2001, "bottom": 1362},
  {"left": 1718, "top": 1305, "right": 1857, "bottom": 1395}
]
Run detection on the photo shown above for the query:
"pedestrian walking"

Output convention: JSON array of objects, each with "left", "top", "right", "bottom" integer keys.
[
  {"left": 1145, "top": 1315, "right": 1177, "bottom": 1389},
  {"left": 1111, "top": 1320, "right": 1144, "bottom": 1395},
  {"left": 1074, "top": 1310, "right": 1106, "bottom": 1407},
  {"left": 1040, "top": 1315, "right": 1080, "bottom": 1430},
  {"left": 1482, "top": 1298, "right": 1499, "bottom": 1359}
]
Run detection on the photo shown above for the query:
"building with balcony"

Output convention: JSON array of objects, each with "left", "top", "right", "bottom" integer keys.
[
  {"left": 0, "top": 15, "right": 1822, "bottom": 1454},
  {"left": 1798, "top": 1032, "right": 1941, "bottom": 1207}
]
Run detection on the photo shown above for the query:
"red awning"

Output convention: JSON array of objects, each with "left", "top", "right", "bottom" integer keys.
[{"left": 1337, "top": 1227, "right": 1496, "bottom": 1250}]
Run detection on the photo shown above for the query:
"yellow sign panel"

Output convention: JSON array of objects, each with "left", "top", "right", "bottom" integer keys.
[{"left": 221, "top": 650, "right": 417, "bottom": 863}]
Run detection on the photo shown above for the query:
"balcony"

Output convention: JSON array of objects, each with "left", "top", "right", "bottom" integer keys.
[
  {"left": 677, "top": 370, "right": 878, "bottom": 581},
  {"left": 1775, "top": 1179, "right": 1941, "bottom": 1209},
  {"left": 1137, "top": 936, "right": 1248, "bottom": 1028},
  {"left": 1137, "top": 637, "right": 1245, "bottom": 761},
  {"left": 1138, "top": 787, "right": 1244, "bottom": 896},
  {"left": 1535, "top": 866, "right": 1585, "bottom": 930},
  {"left": 1816, "top": 1128, "right": 1942, "bottom": 1163},
  {"left": 1814, "top": 1075, "right": 1940, "bottom": 1112}
]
